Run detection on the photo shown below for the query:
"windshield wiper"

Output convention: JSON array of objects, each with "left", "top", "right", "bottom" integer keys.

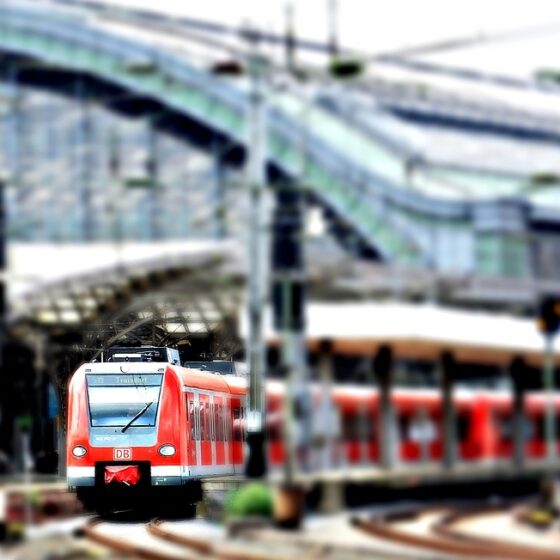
[{"left": 121, "top": 401, "right": 154, "bottom": 433}]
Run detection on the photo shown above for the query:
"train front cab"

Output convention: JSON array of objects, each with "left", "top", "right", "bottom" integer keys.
[{"left": 67, "top": 363, "right": 218, "bottom": 511}]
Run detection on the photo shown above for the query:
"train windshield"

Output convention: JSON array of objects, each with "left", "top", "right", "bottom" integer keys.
[{"left": 86, "top": 374, "right": 163, "bottom": 428}]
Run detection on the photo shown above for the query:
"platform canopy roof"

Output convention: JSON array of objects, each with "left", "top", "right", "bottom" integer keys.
[{"left": 253, "top": 301, "right": 560, "bottom": 367}]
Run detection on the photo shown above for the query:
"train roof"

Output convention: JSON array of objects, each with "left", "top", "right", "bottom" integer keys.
[{"left": 175, "top": 365, "right": 239, "bottom": 393}]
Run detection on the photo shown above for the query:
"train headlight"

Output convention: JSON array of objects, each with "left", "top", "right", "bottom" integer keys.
[
  {"left": 158, "top": 444, "right": 176, "bottom": 457},
  {"left": 72, "top": 445, "right": 87, "bottom": 458}
]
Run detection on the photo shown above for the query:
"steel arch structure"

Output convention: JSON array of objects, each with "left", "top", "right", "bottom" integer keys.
[
  {"left": 0, "top": 2, "right": 429, "bottom": 267},
  {"left": 1, "top": 2, "right": 560, "bottom": 279}
]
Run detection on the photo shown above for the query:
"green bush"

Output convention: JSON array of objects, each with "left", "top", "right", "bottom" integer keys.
[{"left": 224, "top": 483, "right": 273, "bottom": 519}]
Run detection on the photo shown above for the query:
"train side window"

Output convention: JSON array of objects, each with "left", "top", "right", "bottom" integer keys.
[
  {"left": 233, "top": 406, "right": 243, "bottom": 442},
  {"left": 187, "top": 398, "right": 194, "bottom": 440},
  {"left": 342, "top": 411, "right": 372, "bottom": 441},
  {"left": 205, "top": 403, "right": 211, "bottom": 441},
  {"left": 200, "top": 403, "right": 206, "bottom": 441},
  {"left": 456, "top": 414, "right": 472, "bottom": 442},
  {"left": 523, "top": 417, "right": 535, "bottom": 441},
  {"left": 187, "top": 398, "right": 198, "bottom": 440},
  {"left": 359, "top": 410, "right": 374, "bottom": 441},
  {"left": 193, "top": 400, "right": 201, "bottom": 441},
  {"left": 224, "top": 404, "right": 229, "bottom": 441},
  {"left": 267, "top": 410, "right": 283, "bottom": 442},
  {"left": 342, "top": 413, "right": 358, "bottom": 441},
  {"left": 224, "top": 401, "right": 231, "bottom": 442},
  {"left": 217, "top": 404, "right": 223, "bottom": 441},
  {"left": 210, "top": 402, "right": 215, "bottom": 441},
  {"left": 342, "top": 413, "right": 352, "bottom": 441},
  {"left": 494, "top": 412, "right": 512, "bottom": 443}
]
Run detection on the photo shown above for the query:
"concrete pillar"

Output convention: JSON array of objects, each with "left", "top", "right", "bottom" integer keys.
[
  {"left": 316, "top": 339, "right": 335, "bottom": 471},
  {"left": 373, "top": 346, "right": 394, "bottom": 469},
  {"left": 244, "top": 44, "right": 269, "bottom": 479},
  {"left": 316, "top": 340, "right": 344, "bottom": 513},
  {"left": 272, "top": 183, "right": 309, "bottom": 481},
  {"left": 439, "top": 352, "right": 457, "bottom": 468},
  {"left": 510, "top": 357, "right": 527, "bottom": 468}
]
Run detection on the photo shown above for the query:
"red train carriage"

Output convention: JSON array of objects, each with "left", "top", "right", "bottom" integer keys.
[{"left": 67, "top": 350, "right": 560, "bottom": 513}]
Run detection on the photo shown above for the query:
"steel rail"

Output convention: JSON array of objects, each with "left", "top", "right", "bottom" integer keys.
[
  {"left": 354, "top": 505, "right": 560, "bottom": 560},
  {"left": 148, "top": 518, "right": 321, "bottom": 560},
  {"left": 84, "top": 516, "right": 200, "bottom": 560},
  {"left": 432, "top": 506, "right": 560, "bottom": 560}
]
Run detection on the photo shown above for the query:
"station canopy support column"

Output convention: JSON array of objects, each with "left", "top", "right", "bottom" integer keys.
[
  {"left": 372, "top": 346, "right": 395, "bottom": 469},
  {"left": 272, "top": 182, "right": 310, "bottom": 482},
  {"left": 316, "top": 339, "right": 344, "bottom": 512},
  {"left": 440, "top": 352, "right": 457, "bottom": 469},
  {"left": 510, "top": 357, "right": 528, "bottom": 468}
]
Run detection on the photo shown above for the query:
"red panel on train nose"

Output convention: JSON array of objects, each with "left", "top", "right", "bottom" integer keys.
[{"left": 104, "top": 465, "right": 141, "bottom": 486}]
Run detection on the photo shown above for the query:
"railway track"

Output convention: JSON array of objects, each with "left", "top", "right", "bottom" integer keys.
[
  {"left": 85, "top": 514, "right": 341, "bottom": 560},
  {"left": 353, "top": 504, "right": 560, "bottom": 560},
  {"left": 84, "top": 511, "right": 439, "bottom": 560},
  {"left": 84, "top": 501, "right": 560, "bottom": 560}
]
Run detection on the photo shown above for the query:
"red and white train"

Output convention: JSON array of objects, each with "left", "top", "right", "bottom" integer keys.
[{"left": 67, "top": 348, "right": 560, "bottom": 511}]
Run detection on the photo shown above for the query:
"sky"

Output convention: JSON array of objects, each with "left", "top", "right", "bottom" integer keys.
[{"left": 99, "top": 0, "right": 560, "bottom": 59}]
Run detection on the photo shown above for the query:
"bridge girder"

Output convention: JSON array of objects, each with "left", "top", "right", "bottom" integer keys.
[{"left": 0, "top": 4, "right": 428, "bottom": 266}]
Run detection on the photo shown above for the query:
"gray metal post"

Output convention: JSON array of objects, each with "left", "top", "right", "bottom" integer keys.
[
  {"left": 373, "top": 346, "right": 394, "bottom": 469},
  {"left": 0, "top": 177, "right": 4, "bottom": 379},
  {"left": 510, "top": 358, "right": 526, "bottom": 468},
  {"left": 147, "top": 118, "right": 160, "bottom": 240},
  {"left": 245, "top": 43, "right": 269, "bottom": 479},
  {"left": 440, "top": 352, "right": 457, "bottom": 468},
  {"left": 284, "top": 2, "right": 296, "bottom": 74},
  {"left": 212, "top": 141, "right": 227, "bottom": 239},
  {"left": 317, "top": 343, "right": 343, "bottom": 512},
  {"left": 544, "top": 334, "right": 556, "bottom": 465},
  {"left": 327, "top": 0, "right": 339, "bottom": 58},
  {"left": 8, "top": 62, "right": 23, "bottom": 234},
  {"left": 316, "top": 339, "right": 335, "bottom": 471},
  {"left": 76, "top": 78, "right": 94, "bottom": 241}
]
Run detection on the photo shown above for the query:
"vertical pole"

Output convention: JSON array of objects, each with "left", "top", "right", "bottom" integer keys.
[
  {"left": 373, "top": 346, "right": 394, "bottom": 469},
  {"left": 317, "top": 339, "right": 334, "bottom": 472},
  {"left": 273, "top": 184, "right": 308, "bottom": 481},
  {"left": 316, "top": 339, "right": 344, "bottom": 512},
  {"left": 284, "top": 2, "right": 296, "bottom": 74},
  {"left": 0, "top": 177, "right": 5, "bottom": 397},
  {"left": 77, "top": 78, "right": 94, "bottom": 241},
  {"left": 544, "top": 334, "right": 556, "bottom": 465},
  {"left": 327, "top": 0, "right": 339, "bottom": 59},
  {"left": 245, "top": 42, "right": 269, "bottom": 479},
  {"left": 440, "top": 352, "right": 457, "bottom": 468},
  {"left": 510, "top": 358, "right": 526, "bottom": 468},
  {"left": 8, "top": 62, "right": 23, "bottom": 236},
  {"left": 147, "top": 118, "right": 160, "bottom": 240},
  {"left": 213, "top": 141, "right": 227, "bottom": 239}
]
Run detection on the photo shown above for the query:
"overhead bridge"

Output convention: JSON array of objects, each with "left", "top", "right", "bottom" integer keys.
[{"left": 1, "top": 1, "right": 558, "bottom": 280}]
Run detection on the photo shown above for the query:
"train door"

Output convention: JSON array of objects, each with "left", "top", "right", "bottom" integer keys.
[
  {"left": 208, "top": 395, "right": 217, "bottom": 466},
  {"left": 199, "top": 393, "right": 213, "bottom": 467},
  {"left": 231, "top": 398, "right": 245, "bottom": 473},
  {"left": 185, "top": 391, "right": 199, "bottom": 468},
  {"left": 224, "top": 397, "right": 231, "bottom": 467},
  {"left": 213, "top": 396, "right": 225, "bottom": 466}
]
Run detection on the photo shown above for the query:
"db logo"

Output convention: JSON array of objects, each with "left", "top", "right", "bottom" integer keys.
[{"left": 114, "top": 448, "right": 132, "bottom": 461}]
